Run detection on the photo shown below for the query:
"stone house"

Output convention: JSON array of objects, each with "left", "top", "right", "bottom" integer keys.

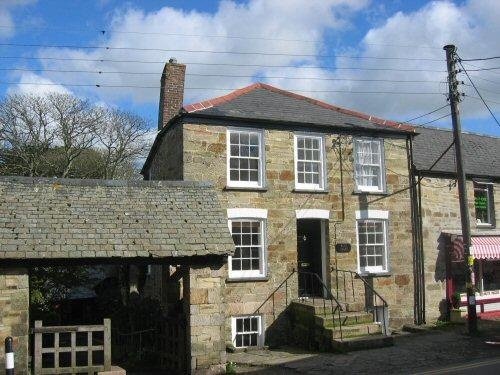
[
  {"left": 412, "top": 126, "right": 500, "bottom": 322},
  {"left": 0, "top": 177, "right": 234, "bottom": 374},
  {"left": 142, "top": 59, "right": 420, "bottom": 350}
]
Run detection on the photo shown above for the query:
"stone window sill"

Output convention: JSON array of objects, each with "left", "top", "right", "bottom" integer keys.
[
  {"left": 226, "top": 276, "right": 269, "bottom": 283},
  {"left": 293, "top": 188, "right": 329, "bottom": 194},
  {"left": 358, "top": 272, "right": 392, "bottom": 278},
  {"left": 224, "top": 186, "right": 268, "bottom": 192},
  {"left": 352, "top": 190, "right": 389, "bottom": 196}
]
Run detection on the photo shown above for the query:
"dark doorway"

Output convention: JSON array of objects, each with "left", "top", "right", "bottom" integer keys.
[{"left": 297, "top": 219, "right": 325, "bottom": 297}]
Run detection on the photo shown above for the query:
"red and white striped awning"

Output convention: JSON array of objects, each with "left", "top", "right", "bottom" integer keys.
[{"left": 471, "top": 236, "right": 500, "bottom": 260}]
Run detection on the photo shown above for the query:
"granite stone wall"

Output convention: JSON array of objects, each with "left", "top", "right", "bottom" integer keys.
[
  {"left": 184, "top": 262, "right": 227, "bottom": 374},
  {"left": 148, "top": 123, "right": 183, "bottom": 180},
  {"left": 171, "top": 123, "right": 416, "bottom": 334},
  {"left": 419, "top": 177, "right": 500, "bottom": 321},
  {"left": 0, "top": 268, "right": 29, "bottom": 375}
]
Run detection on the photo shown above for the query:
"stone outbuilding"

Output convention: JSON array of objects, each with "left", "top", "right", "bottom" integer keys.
[{"left": 0, "top": 176, "right": 234, "bottom": 374}]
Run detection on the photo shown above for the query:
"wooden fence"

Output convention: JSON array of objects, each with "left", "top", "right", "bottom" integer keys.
[{"left": 33, "top": 319, "right": 111, "bottom": 375}]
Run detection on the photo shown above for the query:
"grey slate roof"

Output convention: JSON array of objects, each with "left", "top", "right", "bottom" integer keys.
[
  {"left": 0, "top": 176, "right": 234, "bottom": 260},
  {"left": 412, "top": 126, "right": 500, "bottom": 178},
  {"left": 183, "top": 83, "right": 413, "bottom": 134}
]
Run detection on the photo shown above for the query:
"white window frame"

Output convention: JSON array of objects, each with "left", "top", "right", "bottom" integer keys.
[
  {"left": 355, "top": 210, "right": 389, "bottom": 274},
  {"left": 474, "top": 182, "right": 494, "bottom": 227},
  {"left": 226, "top": 127, "right": 265, "bottom": 188},
  {"left": 227, "top": 208, "right": 267, "bottom": 279},
  {"left": 353, "top": 137, "right": 386, "bottom": 193},
  {"left": 231, "top": 315, "right": 264, "bottom": 348},
  {"left": 294, "top": 133, "right": 326, "bottom": 191}
]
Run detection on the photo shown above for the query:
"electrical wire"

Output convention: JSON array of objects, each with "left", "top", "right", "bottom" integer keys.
[
  {"left": 463, "top": 83, "right": 500, "bottom": 96},
  {"left": 0, "top": 55, "right": 448, "bottom": 72},
  {"left": 0, "top": 81, "right": 446, "bottom": 95},
  {"left": 398, "top": 104, "right": 449, "bottom": 124},
  {"left": 460, "top": 56, "right": 500, "bottom": 62},
  {"left": 0, "top": 67, "right": 444, "bottom": 84},
  {"left": 414, "top": 113, "right": 451, "bottom": 126},
  {"left": 0, "top": 42, "right": 445, "bottom": 61},
  {"left": 0, "top": 24, "right": 446, "bottom": 50},
  {"left": 458, "top": 58, "right": 500, "bottom": 127},
  {"left": 465, "top": 95, "right": 500, "bottom": 106}
]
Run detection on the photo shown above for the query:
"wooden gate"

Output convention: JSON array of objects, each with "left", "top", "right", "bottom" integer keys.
[{"left": 33, "top": 319, "right": 111, "bottom": 374}]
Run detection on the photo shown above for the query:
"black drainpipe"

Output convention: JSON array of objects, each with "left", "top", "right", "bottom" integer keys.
[{"left": 407, "top": 135, "right": 425, "bottom": 325}]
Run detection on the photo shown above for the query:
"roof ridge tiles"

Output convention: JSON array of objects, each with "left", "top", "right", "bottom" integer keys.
[{"left": 183, "top": 82, "right": 414, "bottom": 132}]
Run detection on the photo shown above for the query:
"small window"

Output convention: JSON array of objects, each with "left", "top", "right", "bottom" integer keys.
[
  {"left": 227, "top": 128, "right": 264, "bottom": 188},
  {"left": 356, "top": 211, "right": 389, "bottom": 274},
  {"left": 231, "top": 316, "right": 263, "bottom": 348},
  {"left": 228, "top": 215, "right": 266, "bottom": 279},
  {"left": 354, "top": 138, "right": 385, "bottom": 192},
  {"left": 294, "top": 134, "right": 326, "bottom": 190},
  {"left": 474, "top": 182, "right": 495, "bottom": 227}
]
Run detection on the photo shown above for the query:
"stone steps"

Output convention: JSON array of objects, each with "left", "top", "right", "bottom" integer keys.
[
  {"left": 315, "top": 311, "right": 373, "bottom": 327},
  {"left": 290, "top": 299, "right": 390, "bottom": 352},
  {"left": 324, "top": 322, "right": 382, "bottom": 339},
  {"left": 332, "top": 334, "right": 394, "bottom": 351}
]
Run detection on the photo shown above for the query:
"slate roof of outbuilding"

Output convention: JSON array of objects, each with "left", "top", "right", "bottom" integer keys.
[
  {"left": 183, "top": 83, "right": 414, "bottom": 133},
  {"left": 0, "top": 176, "right": 234, "bottom": 260},
  {"left": 412, "top": 126, "right": 500, "bottom": 179}
]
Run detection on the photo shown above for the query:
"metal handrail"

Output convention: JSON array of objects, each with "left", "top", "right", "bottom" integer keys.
[
  {"left": 331, "top": 267, "right": 389, "bottom": 335},
  {"left": 252, "top": 269, "right": 344, "bottom": 341},
  {"left": 253, "top": 269, "right": 297, "bottom": 317},
  {"left": 332, "top": 268, "right": 388, "bottom": 307}
]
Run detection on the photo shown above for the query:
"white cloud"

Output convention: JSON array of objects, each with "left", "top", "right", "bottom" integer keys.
[
  {"left": 0, "top": 0, "right": 36, "bottom": 38},
  {"left": 17, "top": 0, "right": 500, "bottom": 129},
  {"left": 323, "top": 0, "right": 500, "bottom": 123},
  {"left": 8, "top": 72, "right": 72, "bottom": 96},
  {"left": 33, "top": 0, "right": 368, "bottom": 104}
]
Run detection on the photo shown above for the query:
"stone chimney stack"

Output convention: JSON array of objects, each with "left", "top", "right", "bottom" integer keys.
[{"left": 158, "top": 58, "right": 186, "bottom": 130}]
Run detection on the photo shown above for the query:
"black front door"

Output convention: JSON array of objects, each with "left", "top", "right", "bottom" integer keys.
[{"left": 297, "top": 219, "right": 323, "bottom": 297}]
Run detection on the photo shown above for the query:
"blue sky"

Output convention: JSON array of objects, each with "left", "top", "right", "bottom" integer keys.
[{"left": 1, "top": 0, "right": 499, "bottom": 136}]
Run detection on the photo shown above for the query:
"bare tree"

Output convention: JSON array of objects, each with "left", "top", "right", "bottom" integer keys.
[
  {"left": 0, "top": 92, "right": 151, "bottom": 179},
  {"left": 0, "top": 94, "right": 55, "bottom": 176},
  {"left": 96, "top": 109, "right": 150, "bottom": 179},
  {"left": 47, "top": 93, "right": 104, "bottom": 177}
]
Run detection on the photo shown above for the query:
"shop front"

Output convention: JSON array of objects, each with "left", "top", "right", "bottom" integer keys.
[{"left": 446, "top": 232, "right": 500, "bottom": 317}]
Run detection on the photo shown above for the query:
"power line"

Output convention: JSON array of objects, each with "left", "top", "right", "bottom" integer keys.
[
  {"left": 458, "top": 58, "right": 500, "bottom": 127},
  {"left": 414, "top": 113, "right": 451, "bottom": 126},
  {"left": 399, "top": 104, "right": 449, "bottom": 124},
  {"left": 465, "top": 95, "right": 500, "bottom": 106},
  {"left": 463, "top": 83, "right": 500, "bottom": 96},
  {"left": 0, "top": 81, "right": 446, "bottom": 95},
  {"left": 0, "top": 55, "right": 448, "bottom": 72},
  {"left": 0, "top": 67, "right": 444, "bottom": 83},
  {"left": 460, "top": 56, "right": 500, "bottom": 62},
  {"left": 0, "top": 42, "right": 445, "bottom": 61},
  {"left": 464, "top": 66, "right": 500, "bottom": 72},
  {"left": 0, "top": 24, "right": 445, "bottom": 51}
]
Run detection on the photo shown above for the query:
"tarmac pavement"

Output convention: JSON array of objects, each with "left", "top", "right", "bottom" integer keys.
[{"left": 228, "top": 320, "right": 500, "bottom": 374}]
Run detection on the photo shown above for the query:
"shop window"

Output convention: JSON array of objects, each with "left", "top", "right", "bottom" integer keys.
[{"left": 474, "top": 182, "right": 495, "bottom": 227}]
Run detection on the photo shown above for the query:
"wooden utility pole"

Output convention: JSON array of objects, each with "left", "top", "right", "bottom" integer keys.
[{"left": 443, "top": 44, "right": 478, "bottom": 334}]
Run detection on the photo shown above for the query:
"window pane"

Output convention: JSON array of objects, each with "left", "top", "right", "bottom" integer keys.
[
  {"left": 230, "top": 145, "right": 239, "bottom": 156},
  {"left": 250, "top": 134, "right": 259, "bottom": 145},
  {"left": 358, "top": 219, "right": 386, "bottom": 271},
  {"left": 240, "top": 133, "right": 249, "bottom": 144},
  {"left": 355, "top": 139, "right": 383, "bottom": 189}
]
